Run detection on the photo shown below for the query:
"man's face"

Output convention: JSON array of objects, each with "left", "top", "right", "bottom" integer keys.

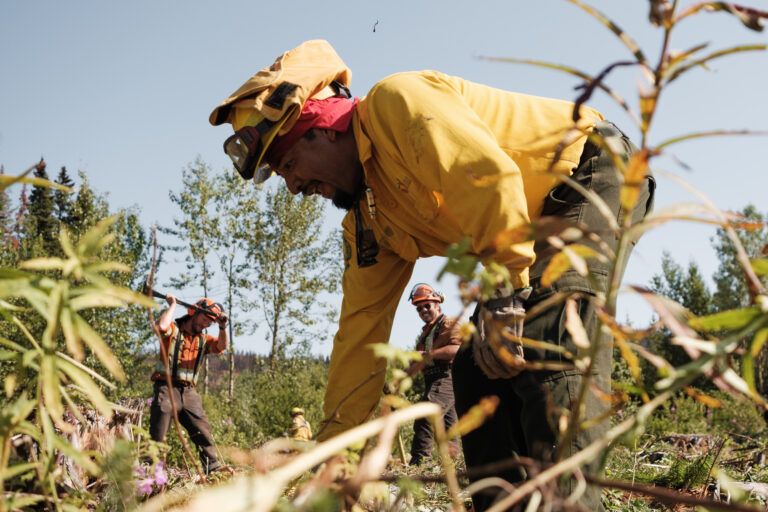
[
  {"left": 415, "top": 301, "right": 441, "bottom": 324},
  {"left": 270, "top": 129, "right": 362, "bottom": 210},
  {"left": 190, "top": 312, "right": 215, "bottom": 334}
]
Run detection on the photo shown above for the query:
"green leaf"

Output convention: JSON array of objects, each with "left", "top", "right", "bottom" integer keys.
[
  {"left": 41, "top": 283, "right": 65, "bottom": 350},
  {"left": 58, "top": 359, "right": 112, "bottom": 417},
  {"left": 0, "top": 275, "right": 34, "bottom": 299},
  {"left": 60, "top": 307, "right": 84, "bottom": 361},
  {"left": 742, "top": 328, "right": 768, "bottom": 394},
  {"left": 69, "top": 292, "right": 126, "bottom": 310},
  {"left": 40, "top": 354, "right": 64, "bottom": 422},
  {"left": 3, "top": 493, "right": 46, "bottom": 510},
  {"left": 18, "top": 257, "right": 65, "bottom": 271},
  {"left": 668, "top": 42, "right": 710, "bottom": 67},
  {"left": 688, "top": 306, "right": 763, "bottom": 332},
  {"left": 677, "top": 3, "right": 768, "bottom": 32},
  {"left": 0, "top": 336, "right": 29, "bottom": 352},
  {"left": 439, "top": 238, "right": 478, "bottom": 281},
  {"left": 666, "top": 44, "right": 768, "bottom": 83},
  {"left": 78, "top": 216, "right": 119, "bottom": 256},
  {"left": 0, "top": 462, "right": 39, "bottom": 480},
  {"left": 59, "top": 229, "right": 77, "bottom": 259},
  {"left": 84, "top": 261, "right": 132, "bottom": 274},
  {"left": 0, "top": 349, "right": 19, "bottom": 360},
  {"left": 751, "top": 258, "right": 768, "bottom": 276},
  {"left": 656, "top": 129, "right": 768, "bottom": 150},
  {"left": 72, "top": 312, "right": 126, "bottom": 381},
  {"left": 0, "top": 174, "right": 70, "bottom": 190},
  {"left": 56, "top": 351, "right": 116, "bottom": 389}
]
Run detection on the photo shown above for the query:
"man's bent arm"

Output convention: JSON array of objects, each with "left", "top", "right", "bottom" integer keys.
[
  {"left": 320, "top": 226, "right": 414, "bottom": 441},
  {"left": 157, "top": 295, "right": 177, "bottom": 333},
  {"left": 215, "top": 323, "right": 229, "bottom": 352},
  {"left": 429, "top": 344, "right": 460, "bottom": 361}
]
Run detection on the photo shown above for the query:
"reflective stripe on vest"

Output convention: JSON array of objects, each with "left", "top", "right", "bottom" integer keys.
[{"left": 154, "top": 321, "right": 208, "bottom": 384}]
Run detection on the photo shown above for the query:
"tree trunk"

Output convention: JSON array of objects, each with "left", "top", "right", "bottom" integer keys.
[
  {"left": 269, "top": 313, "right": 279, "bottom": 370},
  {"left": 202, "top": 272, "right": 209, "bottom": 395},
  {"left": 227, "top": 255, "right": 234, "bottom": 401}
]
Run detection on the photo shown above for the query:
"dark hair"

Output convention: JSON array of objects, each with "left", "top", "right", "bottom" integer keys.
[{"left": 302, "top": 128, "right": 316, "bottom": 141}]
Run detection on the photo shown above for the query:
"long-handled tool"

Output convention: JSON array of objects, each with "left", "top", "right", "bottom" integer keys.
[{"left": 144, "top": 285, "right": 225, "bottom": 320}]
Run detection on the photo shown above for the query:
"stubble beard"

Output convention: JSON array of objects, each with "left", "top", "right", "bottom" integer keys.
[{"left": 332, "top": 189, "right": 357, "bottom": 211}]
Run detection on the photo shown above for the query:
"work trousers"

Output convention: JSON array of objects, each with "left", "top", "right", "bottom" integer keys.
[
  {"left": 410, "top": 372, "right": 458, "bottom": 465},
  {"left": 454, "top": 121, "right": 655, "bottom": 511},
  {"left": 149, "top": 381, "right": 221, "bottom": 473}
]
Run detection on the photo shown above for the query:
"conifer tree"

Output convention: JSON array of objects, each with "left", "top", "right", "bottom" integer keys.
[
  {"left": 27, "top": 158, "right": 57, "bottom": 254},
  {"left": 69, "top": 172, "right": 107, "bottom": 237},
  {"left": 54, "top": 166, "right": 76, "bottom": 224},
  {"left": 648, "top": 206, "right": 768, "bottom": 392},
  {"left": 710, "top": 206, "right": 768, "bottom": 397}
]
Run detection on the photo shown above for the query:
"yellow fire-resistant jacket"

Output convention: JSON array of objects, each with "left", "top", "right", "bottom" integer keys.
[{"left": 320, "top": 70, "right": 604, "bottom": 440}]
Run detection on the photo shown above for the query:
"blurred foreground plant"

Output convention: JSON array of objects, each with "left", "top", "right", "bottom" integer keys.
[{"left": 1, "top": 166, "right": 155, "bottom": 510}]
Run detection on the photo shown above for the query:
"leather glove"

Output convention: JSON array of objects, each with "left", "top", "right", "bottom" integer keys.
[{"left": 472, "top": 287, "right": 532, "bottom": 379}]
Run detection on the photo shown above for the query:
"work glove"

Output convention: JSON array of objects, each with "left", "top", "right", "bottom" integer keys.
[{"left": 472, "top": 287, "right": 532, "bottom": 379}]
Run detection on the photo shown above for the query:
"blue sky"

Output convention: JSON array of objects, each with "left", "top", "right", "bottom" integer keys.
[{"left": 2, "top": 1, "right": 767, "bottom": 355}]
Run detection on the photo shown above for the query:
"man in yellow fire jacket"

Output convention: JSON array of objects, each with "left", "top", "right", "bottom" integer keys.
[{"left": 209, "top": 40, "right": 654, "bottom": 509}]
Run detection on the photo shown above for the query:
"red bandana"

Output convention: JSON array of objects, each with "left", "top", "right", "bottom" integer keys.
[{"left": 267, "top": 96, "right": 359, "bottom": 163}]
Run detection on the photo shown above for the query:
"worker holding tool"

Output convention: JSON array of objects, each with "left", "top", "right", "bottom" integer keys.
[
  {"left": 209, "top": 40, "right": 654, "bottom": 509},
  {"left": 406, "top": 283, "right": 461, "bottom": 466},
  {"left": 287, "top": 407, "right": 313, "bottom": 442},
  {"left": 149, "top": 294, "right": 228, "bottom": 474}
]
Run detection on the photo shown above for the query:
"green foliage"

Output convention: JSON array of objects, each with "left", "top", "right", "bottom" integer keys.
[
  {"left": 710, "top": 391, "right": 767, "bottom": 436},
  {"left": 712, "top": 206, "right": 768, "bottom": 311},
  {"left": 162, "top": 157, "right": 219, "bottom": 295},
  {"left": 0, "top": 208, "right": 155, "bottom": 507},
  {"left": 0, "top": 166, "right": 11, "bottom": 243},
  {"left": 650, "top": 252, "right": 713, "bottom": 317},
  {"left": 245, "top": 185, "right": 341, "bottom": 366},
  {"left": 1, "top": 1, "right": 766, "bottom": 510},
  {"left": 645, "top": 391, "right": 766, "bottom": 438},
  {"left": 54, "top": 166, "right": 76, "bottom": 224},
  {"left": 27, "top": 160, "right": 58, "bottom": 254},
  {"left": 657, "top": 452, "right": 714, "bottom": 489},
  {"left": 97, "top": 439, "right": 140, "bottom": 511},
  {"left": 200, "top": 357, "right": 328, "bottom": 446},
  {"left": 646, "top": 394, "right": 710, "bottom": 435},
  {"left": 210, "top": 171, "right": 262, "bottom": 399}
]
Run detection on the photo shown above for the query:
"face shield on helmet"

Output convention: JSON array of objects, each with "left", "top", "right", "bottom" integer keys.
[
  {"left": 188, "top": 298, "right": 225, "bottom": 320},
  {"left": 222, "top": 108, "right": 291, "bottom": 182}
]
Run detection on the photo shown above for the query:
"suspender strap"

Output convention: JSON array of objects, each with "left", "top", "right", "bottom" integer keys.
[
  {"left": 424, "top": 315, "right": 444, "bottom": 354},
  {"left": 191, "top": 333, "right": 207, "bottom": 382},
  {"left": 170, "top": 324, "right": 183, "bottom": 379}
]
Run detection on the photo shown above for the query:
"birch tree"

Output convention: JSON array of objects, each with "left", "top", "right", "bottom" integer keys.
[
  {"left": 244, "top": 185, "right": 341, "bottom": 368},
  {"left": 162, "top": 157, "right": 220, "bottom": 393}
]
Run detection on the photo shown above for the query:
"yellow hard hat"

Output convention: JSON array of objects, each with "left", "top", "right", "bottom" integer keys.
[{"left": 210, "top": 39, "right": 351, "bottom": 183}]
